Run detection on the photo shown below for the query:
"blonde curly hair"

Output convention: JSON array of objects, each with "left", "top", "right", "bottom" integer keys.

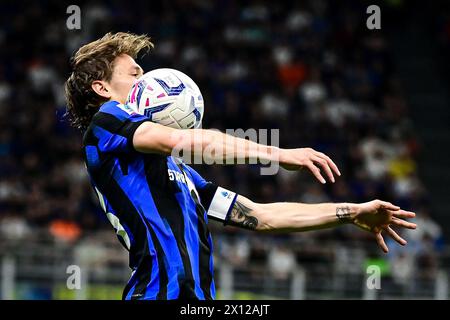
[{"left": 65, "top": 32, "right": 153, "bottom": 130}]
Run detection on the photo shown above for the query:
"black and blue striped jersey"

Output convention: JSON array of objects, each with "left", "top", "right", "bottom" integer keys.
[{"left": 82, "top": 101, "right": 237, "bottom": 300}]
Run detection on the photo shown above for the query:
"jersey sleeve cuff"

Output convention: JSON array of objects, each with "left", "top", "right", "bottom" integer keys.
[
  {"left": 123, "top": 119, "right": 151, "bottom": 152},
  {"left": 206, "top": 187, "right": 237, "bottom": 224}
]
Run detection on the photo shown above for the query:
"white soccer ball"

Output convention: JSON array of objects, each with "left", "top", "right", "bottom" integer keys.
[{"left": 126, "top": 68, "right": 204, "bottom": 129}]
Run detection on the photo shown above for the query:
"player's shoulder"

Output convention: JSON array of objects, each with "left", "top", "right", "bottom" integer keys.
[
  {"left": 96, "top": 100, "right": 137, "bottom": 121},
  {"left": 82, "top": 101, "right": 126, "bottom": 145}
]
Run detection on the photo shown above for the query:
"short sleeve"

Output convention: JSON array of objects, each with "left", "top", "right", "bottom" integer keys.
[
  {"left": 91, "top": 101, "right": 150, "bottom": 153},
  {"left": 183, "top": 164, "right": 237, "bottom": 223}
]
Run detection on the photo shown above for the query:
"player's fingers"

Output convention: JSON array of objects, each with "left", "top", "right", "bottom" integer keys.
[
  {"left": 391, "top": 217, "right": 417, "bottom": 229},
  {"left": 384, "top": 226, "right": 407, "bottom": 246},
  {"left": 392, "top": 210, "right": 416, "bottom": 219},
  {"left": 315, "top": 151, "right": 341, "bottom": 177},
  {"left": 375, "top": 232, "right": 389, "bottom": 253},
  {"left": 306, "top": 162, "right": 326, "bottom": 184},
  {"left": 378, "top": 200, "right": 400, "bottom": 211},
  {"left": 312, "top": 156, "right": 335, "bottom": 183}
]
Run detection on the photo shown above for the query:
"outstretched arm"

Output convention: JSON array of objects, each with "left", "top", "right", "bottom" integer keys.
[
  {"left": 226, "top": 195, "right": 417, "bottom": 253},
  {"left": 132, "top": 122, "right": 340, "bottom": 184}
]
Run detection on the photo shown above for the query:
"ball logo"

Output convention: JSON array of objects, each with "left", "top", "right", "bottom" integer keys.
[{"left": 125, "top": 68, "right": 204, "bottom": 129}]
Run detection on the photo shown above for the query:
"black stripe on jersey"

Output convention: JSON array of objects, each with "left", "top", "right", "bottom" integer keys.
[
  {"left": 82, "top": 125, "right": 98, "bottom": 148},
  {"left": 93, "top": 181, "right": 151, "bottom": 297},
  {"left": 90, "top": 167, "right": 154, "bottom": 298},
  {"left": 129, "top": 243, "right": 153, "bottom": 300},
  {"left": 90, "top": 111, "right": 148, "bottom": 151},
  {"left": 93, "top": 160, "right": 169, "bottom": 300},
  {"left": 143, "top": 155, "right": 198, "bottom": 299},
  {"left": 195, "top": 182, "right": 218, "bottom": 211},
  {"left": 112, "top": 187, "right": 169, "bottom": 300},
  {"left": 177, "top": 164, "right": 213, "bottom": 300},
  {"left": 146, "top": 226, "right": 168, "bottom": 300},
  {"left": 190, "top": 189, "right": 214, "bottom": 300},
  {"left": 83, "top": 132, "right": 162, "bottom": 299}
]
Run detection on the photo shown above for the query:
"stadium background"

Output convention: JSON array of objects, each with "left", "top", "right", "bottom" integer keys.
[{"left": 0, "top": 0, "right": 449, "bottom": 299}]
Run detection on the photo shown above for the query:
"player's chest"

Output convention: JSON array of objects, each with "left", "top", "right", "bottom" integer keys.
[{"left": 143, "top": 156, "right": 192, "bottom": 194}]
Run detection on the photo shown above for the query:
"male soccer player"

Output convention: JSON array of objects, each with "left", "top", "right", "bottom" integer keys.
[{"left": 65, "top": 32, "right": 416, "bottom": 300}]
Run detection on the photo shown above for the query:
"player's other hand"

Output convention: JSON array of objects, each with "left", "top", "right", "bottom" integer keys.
[
  {"left": 279, "top": 148, "right": 341, "bottom": 184},
  {"left": 352, "top": 200, "right": 417, "bottom": 253}
]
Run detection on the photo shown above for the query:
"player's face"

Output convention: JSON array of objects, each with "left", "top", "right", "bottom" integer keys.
[{"left": 107, "top": 54, "right": 144, "bottom": 104}]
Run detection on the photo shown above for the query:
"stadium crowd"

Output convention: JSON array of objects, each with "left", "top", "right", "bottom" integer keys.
[{"left": 0, "top": 0, "right": 444, "bottom": 292}]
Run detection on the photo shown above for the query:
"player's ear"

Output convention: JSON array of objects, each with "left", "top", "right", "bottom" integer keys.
[{"left": 91, "top": 80, "right": 111, "bottom": 99}]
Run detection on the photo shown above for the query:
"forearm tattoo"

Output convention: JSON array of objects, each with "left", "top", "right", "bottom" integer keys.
[
  {"left": 336, "top": 206, "right": 352, "bottom": 222},
  {"left": 227, "top": 200, "right": 258, "bottom": 230}
]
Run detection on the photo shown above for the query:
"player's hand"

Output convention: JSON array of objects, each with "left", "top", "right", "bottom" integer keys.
[
  {"left": 279, "top": 148, "right": 341, "bottom": 184},
  {"left": 352, "top": 200, "right": 417, "bottom": 253}
]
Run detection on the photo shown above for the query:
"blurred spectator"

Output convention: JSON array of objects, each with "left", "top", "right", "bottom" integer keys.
[
  {"left": 49, "top": 219, "right": 82, "bottom": 243},
  {"left": 390, "top": 251, "right": 415, "bottom": 290},
  {"left": 404, "top": 209, "right": 443, "bottom": 254},
  {"left": 219, "top": 235, "right": 251, "bottom": 267},
  {"left": 0, "top": 212, "right": 30, "bottom": 240},
  {"left": 359, "top": 133, "right": 396, "bottom": 181},
  {"left": 268, "top": 244, "right": 296, "bottom": 281},
  {"left": 300, "top": 183, "right": 330, "bottom": 203}
]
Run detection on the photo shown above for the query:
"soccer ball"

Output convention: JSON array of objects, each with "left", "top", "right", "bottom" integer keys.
[{"left": 126, "top": 68, "right": 204, "bottom": 129}]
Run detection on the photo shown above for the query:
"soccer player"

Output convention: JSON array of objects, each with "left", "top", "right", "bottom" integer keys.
[{"left": 65, "top": 32, "right": 416, "bottom": 300}]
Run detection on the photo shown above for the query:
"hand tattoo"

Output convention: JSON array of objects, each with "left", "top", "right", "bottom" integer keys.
[
  {"left": 336, "top": 206, "right": 352, "bottom": 223},
  {"left": 227, "top": 200, "right": 258, "bottom": 230}
]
